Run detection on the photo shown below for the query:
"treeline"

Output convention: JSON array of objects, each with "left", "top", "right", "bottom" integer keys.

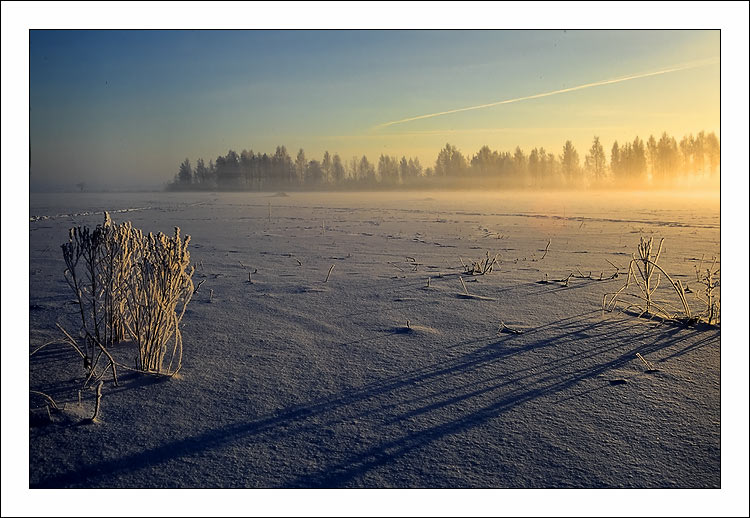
[{"left": 168, "top": 130, "right": 719, "bottom": 191}]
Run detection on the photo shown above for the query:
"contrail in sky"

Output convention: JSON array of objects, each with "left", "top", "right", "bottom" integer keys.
[{"left": 373, "top": 60, "right": 718, "bottom": 130}]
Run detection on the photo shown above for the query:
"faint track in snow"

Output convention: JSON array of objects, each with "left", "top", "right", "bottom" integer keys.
[
  {"left": 233, "top": 201, "right": 718, "bottom": 230},
  {"left": 30, "top": 206, "right": 154, "bottom": 223},
  {"left": 29, "top": 201, "right": 209, "bottom": 223}
]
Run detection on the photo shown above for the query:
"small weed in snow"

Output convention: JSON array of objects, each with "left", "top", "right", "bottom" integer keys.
[{"left": 603, "top": 237, "right": 719, "bottom": 327}]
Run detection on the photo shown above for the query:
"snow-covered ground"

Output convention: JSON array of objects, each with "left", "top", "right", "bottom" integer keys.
[{"left": 28, "top": 190, "right": 721, "bottom": 489}]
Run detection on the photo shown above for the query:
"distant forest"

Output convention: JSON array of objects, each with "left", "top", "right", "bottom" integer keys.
[{"left": 168, "top": 130, "right": 719, "bottom": 191}]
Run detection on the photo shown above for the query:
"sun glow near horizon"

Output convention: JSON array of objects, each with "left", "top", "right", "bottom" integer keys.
[{"left": 28, "top": 29, "right": 720, "bottom": 190}]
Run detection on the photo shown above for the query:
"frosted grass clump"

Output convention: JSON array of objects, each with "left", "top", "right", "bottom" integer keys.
[
  {"left": 122, "top": 225, "right": 194, "bottom": 374},
  {"left": 61, "top": 213, "right": 194, "bottom": 379}
]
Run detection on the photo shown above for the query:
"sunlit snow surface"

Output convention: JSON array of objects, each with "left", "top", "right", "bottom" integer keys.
[{"left": 29, "top": 190, "right": 719, "bottom": 488}]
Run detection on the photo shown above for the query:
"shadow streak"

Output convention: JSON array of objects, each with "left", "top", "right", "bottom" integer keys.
[{"left": 32, "top": 312, "right": 718, "bottom": 488}]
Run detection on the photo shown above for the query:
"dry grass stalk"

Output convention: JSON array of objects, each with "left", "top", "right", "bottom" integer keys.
[
  {"left": 389, "top": 261, "right": 405, "bottom": 272},
  {"left": 605, "top": 259, "right": 621, "bottom": 279},
  {"left": 30, "top": 339, "right": 67, "bottom": 358},
  {"left": 30, "top": 390, "right": 60, "bottom": 411},
  {"left": 635, "top": 237, "right": 663, "bottom": 314},
  {"left": 465, "top": 251, "right": 499, "bottom": 275},
  {"left": 635, "top": 352, "right": 655, "bottom": 371},
  {"left": 603, "top": 237, "right": 715, "bottom": 326},
  {"left": 498, "top": 321, "right": 523, "bottom": 335},
  {"left": 87, "top": 381, "right": 104, "bottom": 422},
  {"left": 694, "top": 256, "right": 720, "bottom": 325},
  {"left": 459, "top": 276, "right": 469, "bottom": 296},
  {"left": 541, "top": 239, "right": 551, "bottom": 260},
  {"left": 325, "top": 264, "right": 335, "bottom": 283}
]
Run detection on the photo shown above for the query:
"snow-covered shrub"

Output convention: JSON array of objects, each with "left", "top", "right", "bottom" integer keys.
[
  {"left": 121, "top": 226, "right": 194, "bottom": 375},
  {"left": 62, "top": 213, "right": 126, "bottom": 385},
  {"left": 61, "top": 213, "right": 194, "bottom": 379}
]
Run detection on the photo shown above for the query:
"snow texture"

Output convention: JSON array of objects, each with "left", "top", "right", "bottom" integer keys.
[{"left": 29, "top": 191, "right": 720, "bottom": 488}]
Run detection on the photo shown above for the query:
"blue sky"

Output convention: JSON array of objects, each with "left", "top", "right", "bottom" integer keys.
[{"left": 30, "top": 30, "right": 719, "bottom": 189}]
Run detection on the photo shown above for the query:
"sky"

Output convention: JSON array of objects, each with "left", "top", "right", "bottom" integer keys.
[{"left": 29, "top": 29, "right": 720, "bottom": 190}]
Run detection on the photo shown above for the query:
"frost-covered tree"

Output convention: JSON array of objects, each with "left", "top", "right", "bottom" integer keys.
[
  {"left": 528, "top": 148, "right": 540, "bottom": 186},
  {"left": 322, "top": 151, "right": 332, "bottom": 185},
  {"left": 215, "top": 150, "right": 241, "bottom": 187},
  {"left": 610, "top": 141, "right": 621, "bottom": 179},
  {"left": 630, "top": 136, "right": 647, "bottom": 181},
  {"left": 295, "top": 149, "right": 307, "bottom": 185},
  {"left": 679, "top": 134, "right": 695, "bottom": 175},
  {"left": 306, "top": 159, "right": 323, "bottom": 186},
  {"left": 331, "top": 153, "right": 345, "bottom": 185},
  {"left": 378, "top": 154, "right": 399, "bottom": 185},
  {"left": 169, "top": 128, "right": 717, "bottom": 192},
  {"left": 513, "top": 146, "right": 527, "bottom": 184},
  {"left": 470, "top": 145, "right": 498, "bottom": 177},
  {"left": 654, "top": 132, "right": 680, "bottom": 183},
  {"left": 177, "top": 158, "right": 193, "bottom": 185},
  {"left": 359, "top": 155, "right": 375, "bottom": 185},
  {"left": 542, "top": 149, "right": 558, "bottom": 184},
  {"left": 560, "top": 141, "right": 580, "bottom": 185},
  {"left": 646, "top": 135, "right": 658, "bottom": 177},
  {"left": 347, "top": 156, "right": 359, "bottom": 182},
  {"left": 408, "top": 157, "right": 423, "bottom": 179},
  {"left": 401, "top": 157, "right": 422, "bottom": 184},
  {"left": 272, "top": 145, "right": 294, "bottom": 186},
  {"left": 692, "top": 131, "right": 706, "bottom": 176},
  {"left": 584, "top": 136, "right": 606, "bottom": 183},
  {"left": 194, "top": 158, "right": 209, "bottom": 186},
  {"left": 435, "top": 143, "right": 467, "bottom": 177},
  {"left": 704, "top": 132, "right": 720, "bottom": 176},
  {"left": 240, "top": 150, "right": 254, "bottom": 187},
  {"left": 399, "top": 156, "right": 409, "bottom": 184}
]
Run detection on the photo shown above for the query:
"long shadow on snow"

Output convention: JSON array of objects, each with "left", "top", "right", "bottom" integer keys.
[
  {"left": 32, "top": 311, "right": 716, "bottom": 488},
  {"left": 289, "top": 320, "right": 714, "bottom": 487}
]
